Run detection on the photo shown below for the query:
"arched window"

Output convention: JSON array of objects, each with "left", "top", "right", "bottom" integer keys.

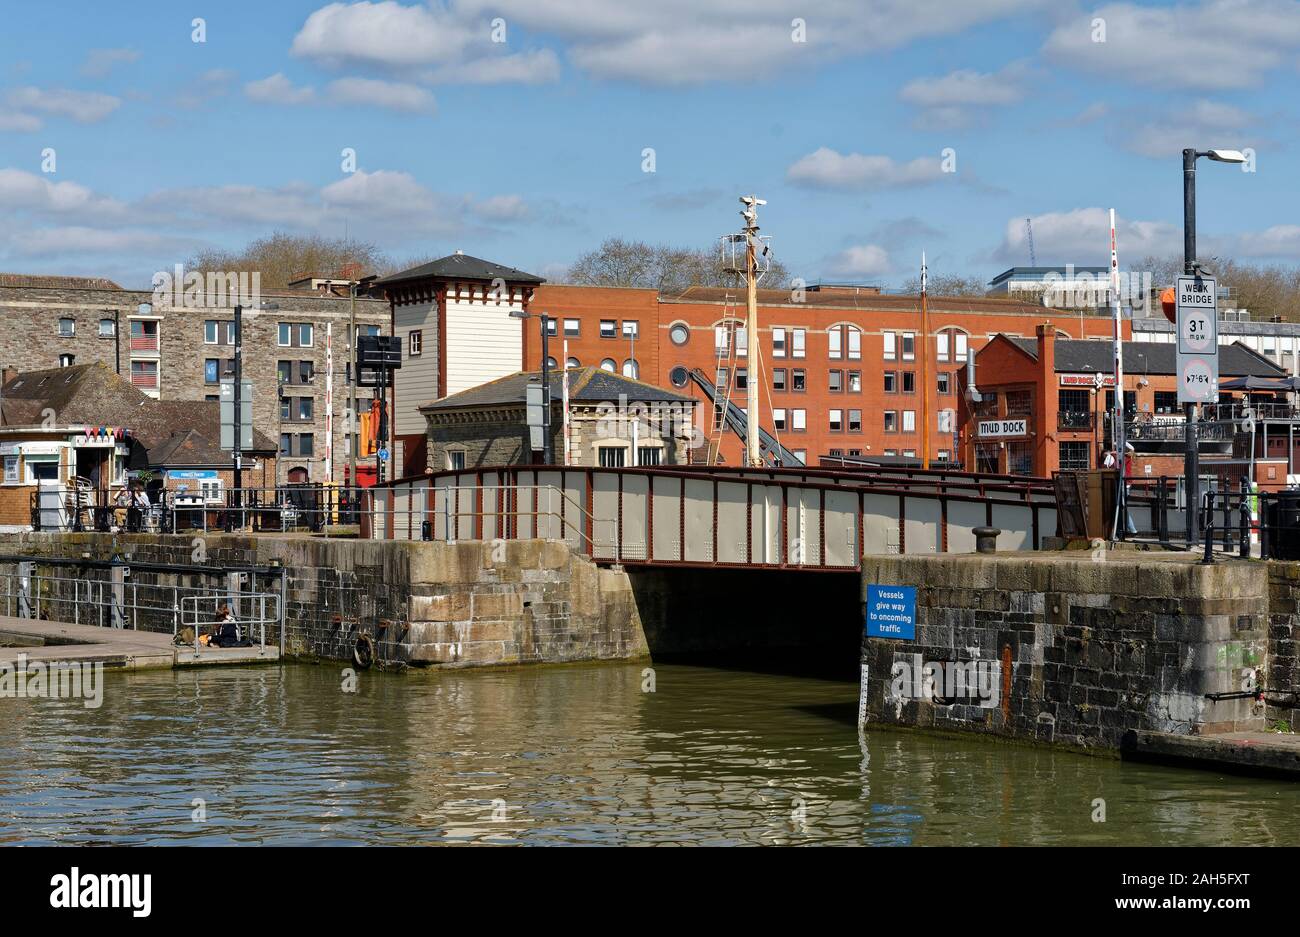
[
  {"left": 622, "top": 359, "right": 640, "bottom": 379},
  {"left": 936, "top": 327, "right": 970, "bottom": 362},
  {"left": 545, "top": 356, "right": 557, "bottom": 369},
  {"left": 566, "top": 357, "right": 580, "bottom": 369},
  {"left": 600, "top": 358, "right": 617, "bottom": 373}
]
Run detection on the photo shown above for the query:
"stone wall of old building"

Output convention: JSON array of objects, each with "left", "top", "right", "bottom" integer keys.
[{"left": 0, "top": 283, "right": 390, "bottom": 486}]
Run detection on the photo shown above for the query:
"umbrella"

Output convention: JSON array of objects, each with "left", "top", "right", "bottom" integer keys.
[{"left": 1218, "top": 375, "right": 1290, "bottom": 391}]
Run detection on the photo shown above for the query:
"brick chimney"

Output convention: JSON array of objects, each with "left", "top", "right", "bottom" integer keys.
[
  {"left": 1036, "top": 324, "right": 1057, "bottom": 475},
  {"left": 1, "top": 366, "right": 16, "bottom": 386}
]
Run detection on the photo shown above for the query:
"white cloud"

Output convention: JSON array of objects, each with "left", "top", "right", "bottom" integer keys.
[
  {"left": 5, "top": 86, "right": 120, "bottom": 123},
  {"left": 245, "top": 73, "right": 317, "bottom": 105},
  {"left": 8, "top": 227, "right": 184, "bottom": 258},
  {"left": 993, "top": 208, "right": 1180, "bottom": 265},
  {"left": 1233, "top": 225, "right": 1300, "bottom": 259},
  {"left": 80, "top": 48, "right": 140, "bottom": 79},
  {"left": 1044, "top": 1, "right": 1300, "bottom": 90},
  {"left": 326, "top": 77, "right": 435, "bottom": 112},
  {"left": 0, "top": 110, "right": 41, "bottom": 132},
  {"left": 292, "top": 1, "right": 560, "bottom": 84},
  {"left": 825, "top": 244, "right": 892, "bottom": 277},
  {"left": 472, "top": 194, "right": 530, "bottom": 221},
  {"left": 1111, "top": 99, "right": 1258, "bottom": 159},
  {"left": 0, "top": 169, "right": 127, "bottom": 220},
  {"left": 787, "top": 148, "right": 945, "bottom": 190},
  {"left": 900, "top": 63, "right": 1028, "bottom": 129},
  {"left": 292, "top": 0, "right": 1044, "bottom": 85}
]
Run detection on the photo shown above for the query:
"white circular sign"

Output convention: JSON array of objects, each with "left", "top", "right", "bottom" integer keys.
[
  {"left": 1180, "top": 310, "right": 1214, "bottom": 353},
  {"left": 1181, "top": 358, "right": 1216, "bottom": 402}
]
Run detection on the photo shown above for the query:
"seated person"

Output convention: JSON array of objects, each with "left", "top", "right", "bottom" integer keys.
[{"left": 209, "top": 604, "right": 250, "bottom": 648}]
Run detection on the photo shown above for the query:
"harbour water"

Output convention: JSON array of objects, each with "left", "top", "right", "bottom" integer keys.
[{"left": 1, "top": 662, "right": 1295, "bottom": 846}]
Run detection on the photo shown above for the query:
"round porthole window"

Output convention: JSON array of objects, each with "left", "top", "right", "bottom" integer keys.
[
  {"left": 669, "top": 324, "right": 690, "bottom": 346},
  {"left": 670, "top": 366, "right": 688, "bottom": 387}
]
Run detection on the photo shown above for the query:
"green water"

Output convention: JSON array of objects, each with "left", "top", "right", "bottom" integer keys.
[{"left": 0, "top": 662, "right": 1295, "bottom": 845}]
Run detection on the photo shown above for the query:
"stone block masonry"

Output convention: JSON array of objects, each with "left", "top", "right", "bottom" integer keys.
[
  {"left": 860, "top": 553, "right": 1287, "bottom": 753},
  {"left": 0, "top": 532, "right": 648, "bottom": 669}
]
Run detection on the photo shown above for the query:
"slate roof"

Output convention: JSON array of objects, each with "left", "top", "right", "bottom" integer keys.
[
  {"left": 374, "top": 253, "right": 545, "bottom": 287},
  {"left": 0, "top": 362, "right": 275, "bottom": 463},
  {"left": 420, "top": 368, "right": 693, "bottom": 412},
  {"left": 1003, "top": 336, "right": 1286, "bottom": 378}
]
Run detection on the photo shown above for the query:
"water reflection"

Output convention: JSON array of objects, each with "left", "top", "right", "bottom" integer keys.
[{"left": 0, "top": 662, "right": 1294, "bottom": 845}]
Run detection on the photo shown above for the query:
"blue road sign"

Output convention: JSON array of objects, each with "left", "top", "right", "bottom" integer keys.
[
  {"left": 378, "top": 448, "right": 390, "bottom": 461},
  {"left": 865, "top": 584, "right": 916, "bottom": 640}
]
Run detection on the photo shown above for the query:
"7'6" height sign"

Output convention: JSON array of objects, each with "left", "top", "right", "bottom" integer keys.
[{"left": 1176, "top": 273, "right": 1218, "bottom": 404}]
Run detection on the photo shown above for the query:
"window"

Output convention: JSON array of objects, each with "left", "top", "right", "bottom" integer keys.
[
  {"left": 409, "top": 329, "right": 423, "bottom": 356},
  {"left": 298, "top": 323, "right": 313, "bottom": 347},
  {"left": 955, "top": 332, "right": 969, "bottom": 362},
  {"left": 622, "top": 359, "right": 639, "bottom": 379},
  {"left": 622, "top": 320, "right": 640, "bottom": 339},
  {"left": 277, "top": 323, "right": 291, "bottom": 346},
  {"left": 792, "top": 450, "right": 807, "bottom": 465},
  {"left": 773, "top": 327, "right": 787, "bottom": 358},
  {"left": 600, "top": 320, "right": 617, "bottom": 338},
  {"left": 3, "top": 455, "right": 18, "bottom": 483},
  {"left": 828, "top": 370, "right": 842, "bottom": 393},
  {"left": 1007, "top": 441, "right": 1032, "bottom": 476},
  {"left": 598, "top": 446, "right": 626, "bottom": 468},
  {"left": 829, "top": 409, "right": 843, "bottom": 431},
  {"left": 716, "top": 367, "right": 729, "bottom": 388},
  {"left": 298, "top": 398, "right": 313, "bottom": 421},
  {"left": 829, "top": 448, "right": 843, "bottom": 457},
  {"left": 715, "top": 325, "right": 730, "bottom": 353},
  {"left": 279, "top": 433, "right": 291, "bottom": 456},
  {"left": 280, "top": 397, "right": 291, "bottom": 421},
  {"left": 884, "top": 449, "right": 898, "bottom": 457},
  {"left": 936, "top": 449, "right": 950, "bottom": 463},
  {"left": 901, "top": 332, "right": 916, "bottom": 360},
  {"left": 848, "top": 409, "right": 862, "bottom": 433},
  {"left": 206, "top": 359, "right": 220, "bottom": 384},
  {"left": 735, "top": 325, "right": 747, "bottom": 357},
  {"left": 99, "top": 318, "right": 115, "bottom": 336},
  {"left": 791, "top": 329, "right": 806, "bottom": 358},
  {"left": 773, "top": 368, "right": 786, "bottom": 392},
  {"left": 883, "top": 331, "right": 897, "bottom": 360},
  {"left": 563, "top": 319, "right": 580, "bottom": 337},
  {"left": 848, "top": 371, "right": 861, "bottom": 392},
  {"left": 791, "top": 409, "right": 807, "bottom": 431},
  {"left": 1059, "top": 441, "right": 1091, "bottom": 471},
  {"left": 600, "top": 358, "right": 617, "bottom": 372},
  {"left": 447, "top": 449, "right": 467, "bottom": 471},
  {"left": 884, "top": 371, "right": 897, "bottom": 393},
  {"left": 545, "top": 318, "right": 558, "bottom": 336},
  {"left": 299, "top": 433, "right": 314, "bottom": 456},
  {"left": 566, "top": 357, "right": 580, "bottom": 369},
  {"left": 829, "top": 329, "right": 842, "bottom": 359},
  {"left": 902, "top": 371, "right": 916, "bottom": 394},
  {"left": 937, "top": 372, "right": 951, "bottom": 395},
  {"left": 884, "top": 411, "right": 898, "bottom": 432},
  {"left": 278, "top": 322, "right": 313, "bottom": 347},
  {"left": 735, "top": 368, "right": 747, "bottom": 390},
  {"left": 791, "top": 369, "right": 805, "bottom": 392},
  {"left": 637, "top": 447, "right": 660, "bottom": 466},
  {"left": 546, "top": 356, "right": 558, "bottom": 369},
  {"left": 299, "top": 360, "right": 313, "bottom": 384},
  {"left": 937, "top": 331, "right": 949, "bottom": 360},
  {"left": 1154, "top": 391, "right": 1178, "bottom": 414},
  {"left": 58, "top": 318, "right": 75, "bottom": 337},
  {"left": 203, "top": 320, "right": 229, "bottom": 344},
  {"left": 204, "top": 394, "right": 219, "bottom": 402},
  {"left": 773, "top": 408, "right": 787, "bottom": 431},
  {"left": 847, "top": 327, "right": 861, "bottom": 360},
  {"left": 937, "top": 328, "right": 968, "bottom": 362},
  {"left": 130, "top": 360, "right": 158, "bottom": 388},
  {"left": 669, "top": 324, "right": 689, "bottom": 345},
  {"left": 59, "top": 354, "right": 75, "bottom": 367},
  {"left": 903, "top": 410, "right": 916, "bottom": 432}
]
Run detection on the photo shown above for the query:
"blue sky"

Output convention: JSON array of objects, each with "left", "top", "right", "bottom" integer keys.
[{"left": 1, "top": 0, "right": 1297, "bottom": 289}]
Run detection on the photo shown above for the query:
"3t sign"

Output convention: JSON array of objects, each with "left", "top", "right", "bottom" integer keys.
[{"left": 1175, "top": 274, "right": 1218, "bottom": 404}]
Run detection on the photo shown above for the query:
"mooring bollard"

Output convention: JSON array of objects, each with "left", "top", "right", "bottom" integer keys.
[{"left": 973, "top": 526, "right": 1000, "bottom": 554}]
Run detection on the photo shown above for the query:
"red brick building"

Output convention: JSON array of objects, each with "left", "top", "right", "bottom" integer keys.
[
  {"left": 958, "top": 324, "right": 1291, "bottom": 487},
  {"left": 526, "top": 284, "right": 1124, "bottom": 466}
]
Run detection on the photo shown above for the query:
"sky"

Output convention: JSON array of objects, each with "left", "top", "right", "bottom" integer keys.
[{"left": 1, "top": 0, "right": 1298, "bottom": 290}]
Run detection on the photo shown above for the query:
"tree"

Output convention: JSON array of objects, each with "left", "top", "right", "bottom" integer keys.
[
  {"left": 564, "top": 237, "right": 791, "bottom": 294},
  {"left": 1138, "top": 254, "right": 1300, "bottom": 319},
  {"left": 898, "top": 272, "right": 988, "bottom": 296},
  {"left": 186, "top": 232, "right": 386, "bottom": 288}
]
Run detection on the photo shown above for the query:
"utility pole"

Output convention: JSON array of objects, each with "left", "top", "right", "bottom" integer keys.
[
  {"left": 740, "top": 195, "right": 765, "bottom": 468},
  {"left": 1183, "top": 148, "right": 1200, "bottom": 547},
  {"left": 348, "top": 279, "right": 357, "bottom": 505},
  {"left": 232, "top": 302, "right": 243, "bottom": 522},
  {"left": 1109, "top": 208, "right": 1127, "bottom": 540},
  {"left": 919, "top": 253, "right": 931, "bottom": 470},
  {"left": 541, "top": 314, "right": 552, "bottom": 465}
]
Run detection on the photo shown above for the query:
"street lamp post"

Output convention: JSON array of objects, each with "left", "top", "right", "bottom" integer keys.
[
  {"left": 1181, "top": 147, "right": 1246, "bottom": 547},
  {"left": 231, "top": 299, "right": 278, "bottom": 528}
]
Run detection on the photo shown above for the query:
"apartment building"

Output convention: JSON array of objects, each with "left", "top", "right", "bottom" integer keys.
[
  {"left": 525, "top": 282, "right": 1125, "bottom": 467},
  {"left": 0, "top": 274, "right": 390, "bottom": 486}
]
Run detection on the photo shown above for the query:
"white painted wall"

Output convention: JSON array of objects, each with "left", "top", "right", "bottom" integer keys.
[{"left": 444, "top": 286, "right": 524, "bottom": 395}]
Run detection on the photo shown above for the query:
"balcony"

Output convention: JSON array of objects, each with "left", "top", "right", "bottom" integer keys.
[
  {"left": 1203, "top": 402, "right": 1300, "bottom": 422},
  {"left": 1058, "top": 410, "right": 1094, "bottom": 431}
]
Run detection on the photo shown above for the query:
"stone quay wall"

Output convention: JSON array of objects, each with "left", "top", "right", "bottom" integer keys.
[
  {"left": 859, "top": 554, "right": 1283, "bottom": 753},
  {"left": 0, "top": 532, "right": 647, "bottom": 669}
]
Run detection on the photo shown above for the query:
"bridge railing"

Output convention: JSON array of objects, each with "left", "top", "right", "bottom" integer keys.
[{"left": 366, "top": 466, "right": 1057, "bottom": 570}]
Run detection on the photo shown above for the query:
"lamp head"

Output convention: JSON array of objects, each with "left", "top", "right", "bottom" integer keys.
[{"left": 1205, "top": 149, "right": 1247, "bottom": 163}]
